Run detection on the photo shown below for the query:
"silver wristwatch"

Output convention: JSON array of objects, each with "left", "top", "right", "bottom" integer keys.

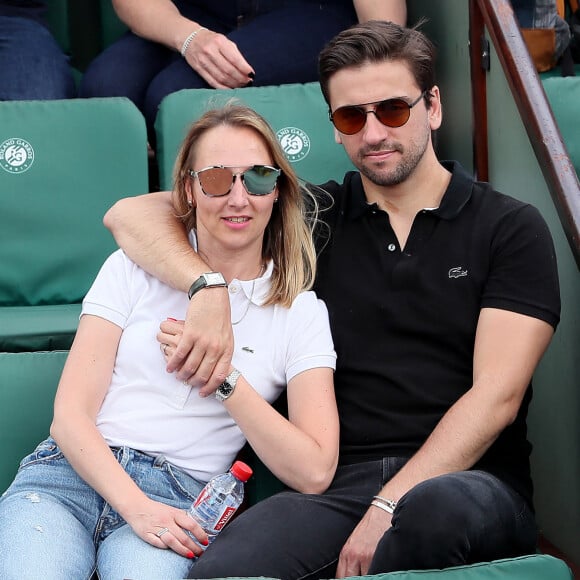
[
  {"left": 216, "top": 369, "right": 241, "bottom": 402},
  {"left": 188, "top": 272, "right": 227, "bottom": 300}
]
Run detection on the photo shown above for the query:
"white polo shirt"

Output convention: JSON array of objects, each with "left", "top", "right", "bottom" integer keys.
[{"left": 81, "top": 236, "right": 336, "bottom": 482}]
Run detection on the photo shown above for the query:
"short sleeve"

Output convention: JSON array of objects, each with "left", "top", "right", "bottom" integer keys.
[
  {"left": 481, "top": 204, "right": 560, "bottom": 329},
  {"left": 284, "top": 291, "right": 337, "bottom": 382}
]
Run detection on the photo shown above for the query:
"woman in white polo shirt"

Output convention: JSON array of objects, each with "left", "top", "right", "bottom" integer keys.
[{"left": 0, "top": 103, "right": 338, "bottom": 580}]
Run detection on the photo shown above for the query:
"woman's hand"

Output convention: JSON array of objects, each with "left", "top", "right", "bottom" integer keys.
[
  {"left": 183, "top": 28, "right": 254, "bottom": 89},
  {"left": 124, "top": 496, "right": 209, "bottom": 559},
  {"left": 158, "top": 317, "right": 184, "bottom": 363},
  {"left": 158, "top": 286, "right": 234, "bottom": 396}
]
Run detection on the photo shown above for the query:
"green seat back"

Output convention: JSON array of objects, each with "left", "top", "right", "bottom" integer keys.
[
  {"left": 0, "top": 351, "right": 68, "bottom": 493},
  {"left": 343, "top": 555, "right": 573, "bottom": 579},
  {"left": 155, "top": 83, "right": 355, "bottom": 190},
  {"left": 542, "top": 76, "right": 580, "bottom": 178},
  {"left": 214, "top": 555, "right": 572, "bottom": 580},
  {"left": 47, "top": 0, "right": 70, "bottom": 54},
  {"left": 0, "top": 97, "right": 148, "bottom": 351},
  {"left": 99, "top": 0, "right": 129, "bottom": 48}
]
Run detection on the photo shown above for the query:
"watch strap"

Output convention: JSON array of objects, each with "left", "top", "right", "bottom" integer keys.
[{"left": 188, "top": 272, "right": 226, "bottom": 300}]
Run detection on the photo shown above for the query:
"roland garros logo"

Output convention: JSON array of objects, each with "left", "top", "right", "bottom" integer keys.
[
  {"left": 276, "top": 127, "right": 311, "bottom": 163},
  {"left": 0, "top": 138, "right": 35, "bottom": 174}
]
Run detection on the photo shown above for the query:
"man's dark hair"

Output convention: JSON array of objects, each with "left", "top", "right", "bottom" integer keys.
[{"left": 318, "top": 20, "right": 437, "bottom": 108}]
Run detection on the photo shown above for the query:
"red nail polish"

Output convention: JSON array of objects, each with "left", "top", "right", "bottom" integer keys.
[
  {"left": 187, "top": 551, "right": 195, "bottom": 559},
  {"left": 201, "top": 538, "right": 209, "bottom": 546},
  {"left": 167, "top": 317, "right": 177, "bottom": 321}
]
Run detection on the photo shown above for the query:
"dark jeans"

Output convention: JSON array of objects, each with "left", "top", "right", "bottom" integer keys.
[
  {"left": 188, "top": 459, "right": 538, "bottom": 579},
  {"left": 0, "top": 16, "right": 76, "bottom": 100},
  {"left": 78, "top": 0, "right": 356, "bottom": 139}
]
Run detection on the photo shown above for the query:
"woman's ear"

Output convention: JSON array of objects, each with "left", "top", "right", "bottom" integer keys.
[{"left": 185, "top": 178, "right": 196, "bottom": 207}]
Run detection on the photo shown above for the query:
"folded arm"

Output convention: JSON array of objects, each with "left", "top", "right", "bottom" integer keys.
[
  {"left": 104, "top": 191, "right": 233, "bottom": 392},
  {"left": 336, "top": 307, "right": 555, "bottom": 577}
]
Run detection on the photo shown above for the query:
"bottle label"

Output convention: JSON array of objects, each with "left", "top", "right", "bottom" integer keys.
[
  {"left": 214, "top": 506, "right": 236, "bottom": 531},
  {"left": 193, "top": 487, "right": 210, "bottom": 508}
]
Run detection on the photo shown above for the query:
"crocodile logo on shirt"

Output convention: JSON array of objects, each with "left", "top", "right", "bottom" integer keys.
[{"left": 448, "top": 266, "right": 468, "bottom": 279}]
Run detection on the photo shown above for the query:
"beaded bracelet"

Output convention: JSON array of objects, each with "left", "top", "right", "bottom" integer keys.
[
  {"left": 371, "top": 495, "right": 398, "bottom": 514},
  {"left": 180, "top": 27, "right": 207, "bottom": 57}
]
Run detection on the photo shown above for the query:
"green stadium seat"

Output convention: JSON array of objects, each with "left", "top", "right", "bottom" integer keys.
[
  {"left": 154, "top": 82, "right": 355, "bottom": 190},
  {"left": 0, "top": 350, "right": 68, "bottom": 493},
  {"left": 0, "top": 97, "right": 149, "bottom": 352},
  {"left": 99, "top": 0, "right": 129, "bottom": 48},
  {"left": 541, "top": 74, "right": 580, "bottom": 178},
  {"left": 341, "top": 555, "right": 573, "bottom": 579}
]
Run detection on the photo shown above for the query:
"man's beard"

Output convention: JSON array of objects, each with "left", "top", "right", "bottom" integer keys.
[{"left": 356, "top": 132, "right": 429, "bottom": 187}]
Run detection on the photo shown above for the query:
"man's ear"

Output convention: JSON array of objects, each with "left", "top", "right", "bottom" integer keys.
[
  {"left": 334, "top": 127, "right": 343, "bottom": 144},
  {"left": 427, "top": 85, "right": 443, "bottom": 131}
]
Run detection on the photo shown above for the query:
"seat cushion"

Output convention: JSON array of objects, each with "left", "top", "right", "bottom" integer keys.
[
  {"left": 207, "top": 554, "right": 573, "bottom": 579},
  {"left": 0, "top": 304, "right": 81, "bottom": 351},
  {"left": 0, "top": 350, "right": 68, "bottom": 493}
]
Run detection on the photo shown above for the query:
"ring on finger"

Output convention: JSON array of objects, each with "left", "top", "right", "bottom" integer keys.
[
  {"left": 155, "top": 527, "right": 170, "bottom": 538},
  {"left": 162, "top": 343, "right": 168, "bottom": 356}
]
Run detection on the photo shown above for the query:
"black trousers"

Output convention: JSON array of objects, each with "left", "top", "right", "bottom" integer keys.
[{"left": 188, "top": 458, "right": 537, "bottom": 579}]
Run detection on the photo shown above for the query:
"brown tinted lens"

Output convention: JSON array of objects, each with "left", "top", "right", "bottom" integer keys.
[
  {"left": 198, "top": 167, "right": 233, "bottom": 196},
  {"left": 375, "top": 99, "right": 411, "bottom": 128},
  {"left": 332, "top": 106, "right": 367, "bottom": 135}
]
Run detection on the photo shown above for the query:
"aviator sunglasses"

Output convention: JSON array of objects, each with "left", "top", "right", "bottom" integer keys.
[
  {"left": 329, "top": 91, "right": 428, "bottom": 135},
  {"left": 188, "top": 165, "right": 281, "bottom": 197}
]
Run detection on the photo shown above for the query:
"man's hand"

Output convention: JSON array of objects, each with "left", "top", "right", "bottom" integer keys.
[
  {"left": 184, "top": 28, "right": 254, "bottom": 89},
  {"left": 158, "top": 287, "right": 234, "bottom": 395},
  {"left": 336, "top": 506, "right": 392, "bottom": 578}
]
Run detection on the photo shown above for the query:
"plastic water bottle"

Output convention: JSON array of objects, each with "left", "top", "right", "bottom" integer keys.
[{"left": 187, "top": 460, "right": 253, "bottom": 548}]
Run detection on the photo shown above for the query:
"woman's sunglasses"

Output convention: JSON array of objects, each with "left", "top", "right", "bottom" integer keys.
[
  {"left": 188, "top": 165, "right": 281, "bottom": 197},
  {"left": 329, "top": 91, "right": 427, "bottom": 135}
]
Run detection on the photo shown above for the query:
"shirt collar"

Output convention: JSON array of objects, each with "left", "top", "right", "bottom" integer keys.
[
  {"left": 348, "top": 160, "right": 474, "bottom": 221},
  {"left": 188, "top": 229, "right": 272, "bottom": 306}
]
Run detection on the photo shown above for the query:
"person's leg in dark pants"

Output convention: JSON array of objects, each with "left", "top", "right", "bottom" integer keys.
[
  {"left": 188, "top": 459, "right": 398, "bottom": 580},
  {"left": 369, "top": 470, "right": 538, "bottom": 573},
  {"left": 0, "top": 17, "right": 76, "bottom": 100}
]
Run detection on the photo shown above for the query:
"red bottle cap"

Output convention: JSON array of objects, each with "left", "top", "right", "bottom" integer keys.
[{"left": 230, "top": 460, "right": 253, "bottom": 482}]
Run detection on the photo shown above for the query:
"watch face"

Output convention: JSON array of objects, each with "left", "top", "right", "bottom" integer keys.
[
  {"left": 204, "top": 272, "right": 226, "bottom": 286},
  {"left": 219, "top": 381, "right": 234, "bottom": 396},
  {"left": 216, "top": 369, "right": 240, "bottom": 401}
]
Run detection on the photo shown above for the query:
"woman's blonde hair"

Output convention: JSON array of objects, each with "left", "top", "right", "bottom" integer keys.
[{"left": 172, "top": 101, "right": 318, "bottom": 307}]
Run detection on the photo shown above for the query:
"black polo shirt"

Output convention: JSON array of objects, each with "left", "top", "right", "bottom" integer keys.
[{"left": 313, "top": 161, "right": 560, "bottom": 503}]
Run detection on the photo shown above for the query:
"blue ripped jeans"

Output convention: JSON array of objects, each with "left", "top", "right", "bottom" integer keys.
[{"left": 0, "top": 438, "right": 205, "bottom": 580}]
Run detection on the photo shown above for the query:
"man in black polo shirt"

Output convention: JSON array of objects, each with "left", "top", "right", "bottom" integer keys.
[{"left": 105, "top": 20, "right": 560, "bottom": 579}]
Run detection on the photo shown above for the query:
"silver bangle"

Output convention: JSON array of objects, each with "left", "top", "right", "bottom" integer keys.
[
  {"left": 180, "top": 27, "right": 207, "bottom": 57},
  {"left": 371, "top": 496, "right": 397, "bottom": 514}
]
